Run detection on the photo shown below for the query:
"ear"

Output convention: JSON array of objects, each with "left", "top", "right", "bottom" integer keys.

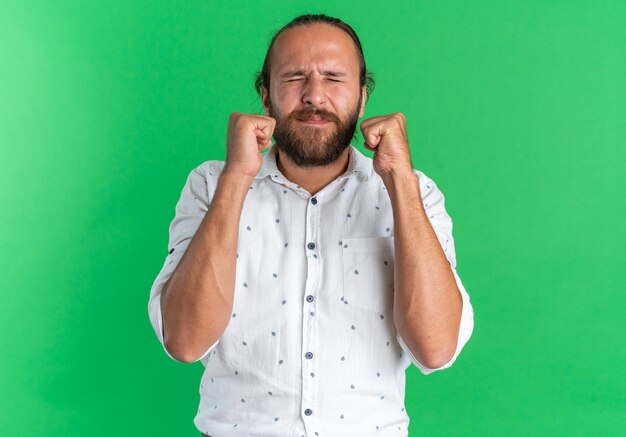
[
  {"left": 358, "top": 86, "right": 367, "bottom": 118},
  {"left": 262, "top": 88, "right": 270, "bottom": 116}
]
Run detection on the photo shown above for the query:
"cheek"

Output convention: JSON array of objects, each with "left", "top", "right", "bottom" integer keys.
[
  {"left": 272, "top": 97, "right": 299, "bottom": 119},
  {"left": 330, "top": 89, "right": 358, "bottom": 110},
  {"left": 274, "top": 86, "right": 301, "bottom": 104}
]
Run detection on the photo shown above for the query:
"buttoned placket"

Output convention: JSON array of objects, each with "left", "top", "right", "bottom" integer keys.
[
  {"left": 301, "top": 191, "right": 321, "bottom": 433},
  {"left": 260, "top": 146, "right": 365, "bottom": 435}
]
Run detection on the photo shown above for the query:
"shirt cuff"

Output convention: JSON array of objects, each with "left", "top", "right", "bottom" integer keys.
[
  {"left": 396, "top": 266, "right": 474, "bottom": 375},
  {"left": 148, "top": 242, "right": 221, "bottom": 363},
  {"left": 149, "top": 293, "right": 220, "bottom": 363}
]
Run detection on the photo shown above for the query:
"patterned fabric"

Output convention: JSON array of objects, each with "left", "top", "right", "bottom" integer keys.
[{"left": 148, "top": 144, "right": 474, "bottom": 436}]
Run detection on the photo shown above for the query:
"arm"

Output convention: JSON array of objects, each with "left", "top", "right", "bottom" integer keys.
[
  {"left": 157, "top": 112, "right": 276, "bottom": 363},
  {"left": 359, "top": 112, "right": 472, "bottom": 372},
  {"left": 160, "top": 170, "right": 253, "bottom": 363},
  {"left": 383, "top": 170, "right": 463, "bottom": 369}
]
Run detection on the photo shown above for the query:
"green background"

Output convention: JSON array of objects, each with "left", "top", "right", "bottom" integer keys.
[{"left": 1, "top": 1, "right": 624, "bottom": 435}]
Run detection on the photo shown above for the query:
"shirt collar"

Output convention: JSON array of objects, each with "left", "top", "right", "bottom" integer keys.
[{"left": 255, "top": 144, "right": 372, "bottom": 181}]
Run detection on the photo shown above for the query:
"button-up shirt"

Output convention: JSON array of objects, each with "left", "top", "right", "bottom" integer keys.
[{"left": 148, "top": 144, "right": 474, "bottom": 436}]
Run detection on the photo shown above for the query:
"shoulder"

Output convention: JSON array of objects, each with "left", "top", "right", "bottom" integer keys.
[
  {"left": 176, "top": 159, "right": 227, "bottom": 205},
  {"left": 189, "top": 159, "right": 226, "bottom": 183},
  {"left": 413, "top": 168, "right": 438, "bottom": 196}
]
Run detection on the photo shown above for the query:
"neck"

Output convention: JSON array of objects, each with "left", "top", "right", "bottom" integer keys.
[{"left": 276, "top": 148, "right": 350, "bottom": 196}]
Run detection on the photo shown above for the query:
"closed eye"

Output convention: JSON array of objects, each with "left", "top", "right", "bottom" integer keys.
[{"left": 286, "top": 78, "right": 342, "bottom": 83}]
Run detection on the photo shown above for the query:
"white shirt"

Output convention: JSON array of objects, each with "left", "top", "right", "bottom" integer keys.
[{"left": 148, "top": 144, "right": 474, "bottom": 437}]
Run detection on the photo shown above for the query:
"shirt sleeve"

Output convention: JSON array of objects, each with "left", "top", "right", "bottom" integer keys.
[
  {"left": 396, "top": 169, "right": 475, "bottom": 375},
  {"left": 147, "top": 161, "right": 222, "bottom": 363}
]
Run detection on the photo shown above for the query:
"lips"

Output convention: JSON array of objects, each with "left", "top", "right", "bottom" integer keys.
[{"left": 298, "top": 115, "right": 330, "bottom": 124}]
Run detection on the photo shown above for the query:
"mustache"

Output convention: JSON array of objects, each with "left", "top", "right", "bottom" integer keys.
[{"left": 287, "top": 107, "right": 341, "bottom": 124}]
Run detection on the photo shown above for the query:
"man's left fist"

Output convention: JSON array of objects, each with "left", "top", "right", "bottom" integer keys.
[{"left": 360, "top": 112, "right": 413, "bottom": 178}]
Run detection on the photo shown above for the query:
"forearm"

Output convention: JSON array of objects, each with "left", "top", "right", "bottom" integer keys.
[
  {"left": 161, "top": 170, "right": 252, "bottom": 362},
  {"left": 384, "top": 171, "right": 462, "bottom": 369}
]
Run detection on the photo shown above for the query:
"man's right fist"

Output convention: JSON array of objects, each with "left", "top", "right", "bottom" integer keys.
[{"left": 224, "top": 112, "right": 276, "bottom": 179}]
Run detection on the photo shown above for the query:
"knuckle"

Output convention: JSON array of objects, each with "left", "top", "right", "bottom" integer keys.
[
  {"left": 229, "top": 112, "right": 245, "bottom": 126},
  {"left": 393, "top": 114, "right": 405, "bottom": 128},
  {"left": 234, "top": 115, "right": 250, "bottom": 127}
]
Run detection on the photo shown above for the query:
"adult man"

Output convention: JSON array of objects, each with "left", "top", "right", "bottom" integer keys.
[{"left": 148, "top": 13, "right": 474, "bottom": 436}]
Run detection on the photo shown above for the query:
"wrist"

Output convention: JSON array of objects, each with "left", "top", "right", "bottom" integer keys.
[
  {"left": 380, "top": 168, "right": 418, "bottom": 190},
  {"left": 218, "top": 169, "right": 256, "bottom": 194},
  {"left": 221, "top": 165, "right": 256, "bottom": 182},
  {"left": 382, "top": 170, "right": 423, "bottom": 208}
]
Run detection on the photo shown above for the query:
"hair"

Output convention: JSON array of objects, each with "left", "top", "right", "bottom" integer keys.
[{"left": 254, "top": 14, "right": 375, "bottom": 102}]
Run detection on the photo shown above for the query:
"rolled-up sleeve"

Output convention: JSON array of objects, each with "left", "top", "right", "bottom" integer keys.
[
  {"left": 396, "top": 170, "right": 475, "bottom": 375},
  {"left": 147, "top": 162, "right": 222, "bottom": 362}
]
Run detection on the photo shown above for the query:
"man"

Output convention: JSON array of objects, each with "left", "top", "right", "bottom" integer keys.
[{"left": 148, "top": 13, "right": 474, "bottom": 437}]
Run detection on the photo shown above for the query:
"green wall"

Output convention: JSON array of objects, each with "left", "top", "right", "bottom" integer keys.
[{"left": 1, "top": 1, "right": 624, "bottom": 435}]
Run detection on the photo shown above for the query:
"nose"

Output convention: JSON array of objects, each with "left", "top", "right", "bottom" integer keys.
[{"left": 302, "top": 76, "right": 327, "bottom": 108}]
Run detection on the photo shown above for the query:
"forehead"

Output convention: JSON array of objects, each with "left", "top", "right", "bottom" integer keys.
[{"left": 269, "top": 23, "right": 360, "bottom": 75}]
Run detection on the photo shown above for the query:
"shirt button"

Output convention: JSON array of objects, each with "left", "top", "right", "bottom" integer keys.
[
  {"left": 305, "top": 352, "right": 313, "bottom": 359},
  {"left": 306, "top": 295, "right": 314, "bottom": 302},
  {"left": 307, "top": 242, "right": 316, "bottom": 250},
  {"left": 311, "top": 197, "right": 318, "bottom": 205},
  {"left": 304, "top": 408, "right": 313, "bottom": 416}
]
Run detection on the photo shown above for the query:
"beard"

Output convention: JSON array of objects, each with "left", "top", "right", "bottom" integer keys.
[{"left": 267, "top": 94, "right": 362, "bottom": 168}]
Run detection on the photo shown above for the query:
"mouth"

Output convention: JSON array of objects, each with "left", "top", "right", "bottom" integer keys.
[{"left": 297, "top": 116, "right": 332, "bottom": 125}]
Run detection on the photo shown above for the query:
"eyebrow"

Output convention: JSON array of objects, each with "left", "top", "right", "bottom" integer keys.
[{"left": 280, "top": 69, "right": 348, "bottom": 78}]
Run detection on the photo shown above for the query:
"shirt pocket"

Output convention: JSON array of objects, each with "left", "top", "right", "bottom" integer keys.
[{"left": 341, "top": 236, "right": 395, "bottom": 312}]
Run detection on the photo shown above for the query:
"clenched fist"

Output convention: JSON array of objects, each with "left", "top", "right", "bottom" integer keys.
[
  {"left": 360, "top": 112, "right": 414, "bottom": 179},
  {"left": 223, "top": 112, "right": 276, "bottom": 179}
]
